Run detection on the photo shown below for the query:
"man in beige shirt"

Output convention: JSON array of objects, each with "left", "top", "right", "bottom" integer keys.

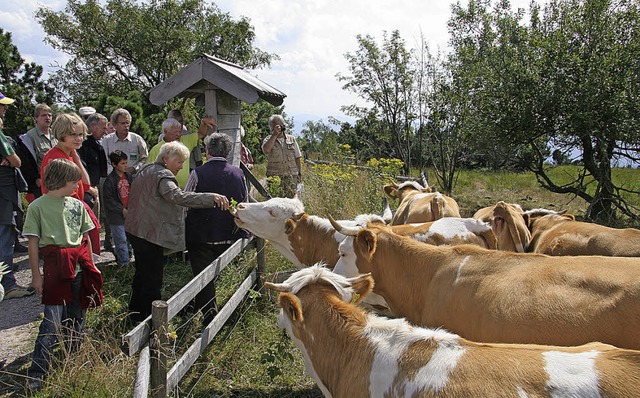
[{"left": 20, "top": 103, "right": 56, "bottom": 198}]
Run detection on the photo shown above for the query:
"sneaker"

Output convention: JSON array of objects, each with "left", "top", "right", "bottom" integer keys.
[
  {"left": 14, "top": 242, "right": 28, "bottom": 253},
  {"left": 4, "top": 286, "right": 36, "bottom": 299}
]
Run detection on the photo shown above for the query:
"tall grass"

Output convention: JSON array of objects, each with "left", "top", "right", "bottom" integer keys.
[{"left": 2, "top": 162, "right": 638, "bottom": 397}]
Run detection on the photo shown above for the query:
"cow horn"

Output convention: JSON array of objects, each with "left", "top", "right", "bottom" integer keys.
[
  {"left": 328, "top": 215, "right": 361, "bottom": 236},
  {"left": 264, "top": 281, "right": 289, "bottom": 292}
]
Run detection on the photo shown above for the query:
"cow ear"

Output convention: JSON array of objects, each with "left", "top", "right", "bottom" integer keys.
[
  {"left": 564, "top": 213, "right": 576, "bottom": 221},
  {"left": 522, "top": 212, "right": 531, "bottom": 228},
  {"left": 279, "top": 293, "right": 303, "bottom": 323},
  {"left": 383, "top": 184, "right": 398, "bottom": 199},
  {"left": 350, "top": 274, "right": 374, "bottom": 303},
  {"left": 284, "top": 218, "right": 297, "bottom": 235},
  {"left": 357, "top": 230, "right": 377, "bottom": 259}
]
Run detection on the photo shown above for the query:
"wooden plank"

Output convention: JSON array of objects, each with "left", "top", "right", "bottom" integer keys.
[
  {"left": 166, "top": 237, "right": 255, "bottom": 319},
  {"left": 166, "top": 268, "right": 258, "bottom": 391},
  {"left": 121, "top": 238, "right": 255, "bottom": 356},
  {"left": 241, "top": 162, "right": 271, "bottom": 199},
  {"left": 149, "top": 59, "right": 205, "bottom": 105},
  {"left": 132, "top": 344, "right": 150, "bottom": 398},
  {"left": 150, "top": 301, "right": 169, "bottom": 398}
]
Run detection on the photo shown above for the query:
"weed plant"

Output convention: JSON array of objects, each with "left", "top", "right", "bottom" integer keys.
[{"left": 2, "top": 162, "right": 638, "bottom": 397}]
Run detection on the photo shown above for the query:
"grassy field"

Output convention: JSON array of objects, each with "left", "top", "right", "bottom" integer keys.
[{"left": 2, "top": 162, "right": 639, "bottom": 397}]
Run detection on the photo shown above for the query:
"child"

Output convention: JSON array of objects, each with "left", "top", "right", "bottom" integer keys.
[
  {"left": 103, "top": 150, "right": 133, "bottom": 266},
  {"left": 23, "top": 158, "right": 103, "bottom": 391}
]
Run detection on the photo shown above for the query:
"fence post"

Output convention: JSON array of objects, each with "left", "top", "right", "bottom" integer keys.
[
  {"left": 255, "top": 237, "right": 266, "bottom": 290},
  {"left": 150, "top": 300, "right": 168, "bottom": 398}
]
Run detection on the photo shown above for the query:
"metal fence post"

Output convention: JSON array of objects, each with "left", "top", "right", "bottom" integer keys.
[{"left": 150, "top": 300, "right": 168, "bottom": 398}]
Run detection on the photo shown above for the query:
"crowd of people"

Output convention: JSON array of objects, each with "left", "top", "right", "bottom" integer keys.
[{"left": 0, "top": 90, "right": 303, "bottom": 390}]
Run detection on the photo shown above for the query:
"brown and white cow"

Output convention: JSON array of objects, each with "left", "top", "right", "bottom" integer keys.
[
  {"left": 527, "top": 212, "right": 640, "bottom": 256},
  {"left": 384, "top": 181, "right": 460, "bottom": 225},
  {"left": 473, "top": 201, "right": 530, "bottom": 252},
  {"left": 330, "top": 220, "right": 640, "bottom": 350},
  {"left": 266, "top": 265, "right": 640, "bottom": 398},
  {"left": 233, "top": 197, "right": 384, "bottom": 268}
]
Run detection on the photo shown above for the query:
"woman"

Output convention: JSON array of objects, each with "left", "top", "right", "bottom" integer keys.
[
  {"left": 125, "top": 141, "right": 229, "bottom": 322},
  {"left": 41, "top": 113, "right": 101, "bottom": 255}
]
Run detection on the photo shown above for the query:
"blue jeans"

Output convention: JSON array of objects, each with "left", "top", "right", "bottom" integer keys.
[
  {"left": 110, "top": 224, "right": 129, "bottom": 266},
  {"left": 28, "top": 274, "right": 86, "bottom": 380},
  {"left": 0, "top": 224, "right": 17, "bottom": 291}
]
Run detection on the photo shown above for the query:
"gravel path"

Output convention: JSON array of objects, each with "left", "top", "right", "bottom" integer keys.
[{"left": 0, "top": 237, "right": 117, "bottom": 372}]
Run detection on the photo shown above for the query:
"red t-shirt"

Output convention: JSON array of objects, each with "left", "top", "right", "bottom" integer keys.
[
  {"left": 40, "top": 147, "right": 91, "bottom": 200},
  {"left": 118, "top": 173, "right": 130, "bottom": 208}
]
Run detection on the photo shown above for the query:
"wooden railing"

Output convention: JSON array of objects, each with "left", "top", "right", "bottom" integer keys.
[{"left": 123, "top": 163, "right": 269, "bottom": 397}]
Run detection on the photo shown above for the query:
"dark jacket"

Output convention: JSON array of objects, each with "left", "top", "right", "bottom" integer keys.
[
  {"left": 14, "top": 134, "right": 40, "bottom": 195},
  {"left": 185, "top": 158, "right": 250, "bottom": 244},
  {"left": 77, "top": 135, "right": 108, "bottom": 187},
  {"left": 103, "top": 170, "right": 133, "bottom": 225}
]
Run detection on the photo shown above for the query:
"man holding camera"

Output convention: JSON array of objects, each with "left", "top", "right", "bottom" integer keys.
[{"left": 262, "top": 114, "right": 302, "bottom": 198}]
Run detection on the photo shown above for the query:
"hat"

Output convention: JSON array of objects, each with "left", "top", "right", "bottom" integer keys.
[
  {"left": 0, "top": 92, "right": 15, "bottom": 105},
  {"left": 78, "top": 106, "right": 96, "bottom": 116}
]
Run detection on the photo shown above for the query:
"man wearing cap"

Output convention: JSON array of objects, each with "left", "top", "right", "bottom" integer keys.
[
  {"left": 78, "top": 106, "right": 96, "bottom": 122},
  {"left": 17, "top": 103, "right": 56, "bottom": 198},
  {"left": 0, "top": 92, "right": 35, "bottom": 299}
]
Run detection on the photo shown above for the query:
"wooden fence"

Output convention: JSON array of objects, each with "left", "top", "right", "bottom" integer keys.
[{"left": 122, "top": 163, "right": 270, "bottom": 397}]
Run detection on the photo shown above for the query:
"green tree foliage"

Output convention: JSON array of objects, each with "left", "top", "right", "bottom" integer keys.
[
  {"left": 36, "top": 0, "right": 275, "bottom": 105},
  {"left": 337, "top": 31, "right": 416, "bottom": 173},
  {"left": 447, "top": 0, "right": 640, "bottom": 221},
  {"left": 0, "top": 29, "right": 55, "bottom": 137},
  {"left": 299, "top": 119, "right": 339, "bottom": 161}
]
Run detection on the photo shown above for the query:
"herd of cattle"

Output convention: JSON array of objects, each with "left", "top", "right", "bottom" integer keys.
[{"left": 233, "top": 180, "right": 640, "bottom": 397}]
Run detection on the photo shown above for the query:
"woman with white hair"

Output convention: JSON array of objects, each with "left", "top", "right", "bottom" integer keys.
[{"left": 125, "top": 141, "right": 229, "bottom": 322}]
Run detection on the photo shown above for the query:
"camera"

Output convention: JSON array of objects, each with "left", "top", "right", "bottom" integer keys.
[{"left": 279, "top": 125, "right": 286, "bottom": 132}]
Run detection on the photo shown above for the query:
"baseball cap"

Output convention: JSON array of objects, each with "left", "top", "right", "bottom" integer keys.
[
  {"left": 79, "top": 106, "right": 96, "bottom": 116},
  {"left": 0, "top": 92, "right": 15, "bottom": 105}
]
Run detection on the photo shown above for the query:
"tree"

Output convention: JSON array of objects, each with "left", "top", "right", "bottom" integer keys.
[
  {"left": 337, "top": 30, "right": 416, "bottom": 173},
  {"left": 299, "top": 119, "right": 339, "bottom": 161},
  {"left": 0, "top": 29, "right": 55, "bottom": 137},
  {"left": 36, "top": 0, "right": 275, "bottom": 106},
  {"left": 446, "top": 0, "right": 640, "bottom": 222}
]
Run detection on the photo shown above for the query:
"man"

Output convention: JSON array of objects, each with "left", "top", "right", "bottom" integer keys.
[
  {"left": 158, "top": 109, "right": 203, "bottom": 170},
  {"left": 0, "top": 92, "right": 35, "bottom": 299},
  {"left": 77, "top": 113, "right": 107, "bottom": 219},
  {"left": 101, "top": 108, "right": 148, "bottom": 175},
  {"left": 184, "top": 133, "right": 249, "bottom": 325},
  {"left": 147, "top": 115, "right": 216, "bottom": 189},
  {"left": 78, "top": 106, "right": 96, "bottom": 122},
  {"left": 262, "top": 114, "right": 302, "bottom": 197},
  {"left": 16, "top": 103, "right": 56, "bottom": 199}
]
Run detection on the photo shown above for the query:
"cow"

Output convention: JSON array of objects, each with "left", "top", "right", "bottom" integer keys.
[
  {"left": 473, "top": 201, "right": 530, "bottom": 252},
  {"left": 329, "top": 218, "right": 640, "bottom": 350},
  {"left": 527, "top": 212, "right": 640, "bottom": 256},
  {"left": 233, "top": 197, "right": 386, "bottom": 268},
  {"left": 383, "top": 181, "right": 460, "bottom": 225},
  {"left": 266, "top": 264, "right": 640, "bottom": 398}
]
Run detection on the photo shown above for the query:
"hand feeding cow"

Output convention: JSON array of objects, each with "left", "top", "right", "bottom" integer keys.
[
  {"left": 330, "top": 218, "right": 640, "bottom": 350},
  {"left": 266, "top": 264, "right": 640, "bottom": 398},
  {"left": 384, "top": 181, "right": 460, "bottom": 225}
]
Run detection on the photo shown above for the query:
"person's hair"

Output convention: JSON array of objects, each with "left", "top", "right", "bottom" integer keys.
[
  {"left": 109, "top": 149, "right": 128, "bottom": 165},
  {"left": 51, "top": 113, "right": 88, "bottom": 140},
  {"left": 162, "top": 118, "right": 182, "bottom": 133},
  {"left": 43, "top": 158, "right": 82, "bottom": 191},
  {"left": 268, "top": 114, "right": 285, "bottom": 127},
  {"left": 86, "top": 113, "right": 107, "bottom": 129},
  {"left": 205, "top": 133, "right": 232, "bottom": 158},
  {"left": 110, "top": 108, "right": 132, "bottom": 125},
  {"left": 156, "top": 141, "right": 189, "bottom": 164},
  {"left": 34, "top": 103, "right": 52, "bottom": 118},
  {"left": 168, "top": 109, "right": 183, "bottom": 119}
]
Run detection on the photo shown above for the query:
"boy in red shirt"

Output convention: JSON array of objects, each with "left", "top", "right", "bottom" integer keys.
[{"left": 103, "top": 150, "right": 133, "bottom": 266}]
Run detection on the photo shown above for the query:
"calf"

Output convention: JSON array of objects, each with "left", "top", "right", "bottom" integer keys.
[
  {"left": 384, "top": 181, "right": 460, "bottom": 225},
  {"left": 233, "top": 197, "right": 383, "bottom": 268},
  {"left": 527, "top": 212, "right": 640, "bottom": 256},
  {"left": 266, "top": 265, "right": 640, "bottom": 398},
  {"left": 473, "top": 201, "right": 530, "bottom": 252},
  {"left": 330, "top": 219, "right": 640, "bottom": 350}
]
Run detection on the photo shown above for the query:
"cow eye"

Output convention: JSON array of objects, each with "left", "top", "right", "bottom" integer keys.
[{"left": 268, "top": 210, "right": 275, "bottom": 217}]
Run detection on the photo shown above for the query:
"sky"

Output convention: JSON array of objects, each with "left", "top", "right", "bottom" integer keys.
[{"left": 2, "top": 0, "right": 534, "bottom": 133}]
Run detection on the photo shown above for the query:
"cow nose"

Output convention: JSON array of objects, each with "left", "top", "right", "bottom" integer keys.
[{"left": 237, "top": 203, "right": 247, "bottom": 210}]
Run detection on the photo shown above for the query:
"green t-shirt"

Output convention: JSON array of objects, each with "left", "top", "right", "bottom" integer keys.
[
  {"left": 23, "top": 195, "right": 95, "bottom": 248},
  {"left": 147, "top": 133, "right": 200, "bottom": 189}
]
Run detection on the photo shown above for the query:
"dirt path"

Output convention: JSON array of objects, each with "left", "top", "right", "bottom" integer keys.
[{"left": 0, "top": 237, "right": 117, "bottom": 372}]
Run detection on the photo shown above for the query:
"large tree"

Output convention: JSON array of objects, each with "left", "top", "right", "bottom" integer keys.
[
  {"left": 337, "top": 30, "right": 416, "bottom": 173},
  {"left": 447, "top": 0, "right": 640, "bottom": 222},
  {"left": 36, "top": 0, "right": 275, "bottom": 106},
  {"left": 0, "top": 29, "right": 55, "bottom": 137}
]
